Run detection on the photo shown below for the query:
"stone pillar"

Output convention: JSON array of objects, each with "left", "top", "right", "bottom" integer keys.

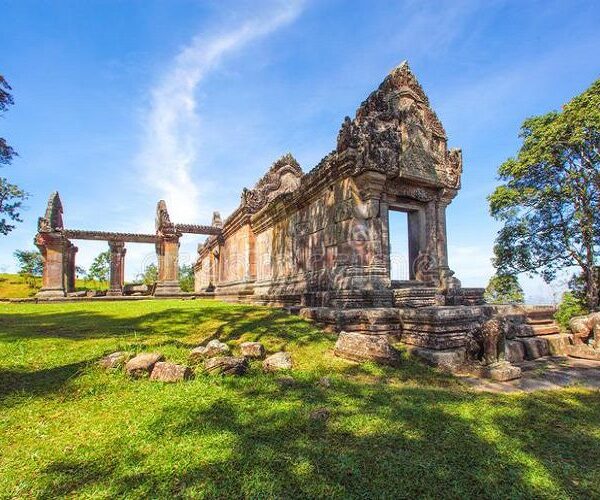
[
  {"left": 155, "top": 235, "right": 182, "bottom": 296},
  {"left": 66, "top": 242, "right": 78, "bottom": 293},
  {"left": 208, "top": 250, "right": 216, "bottom": 291},
  {"left": 35, "top": 232, "right": 67, "bottom": 298},
  {"left": 436, "top": 190, "right": 460, "bottom": 291},
  {"left": 380, "top": 200, "right": 391, "bottom": 281},
  {"left": 107, "top": 241, "right": 126, "bottom": 296},
  {"left": 352, "top": 170, "right": 389, "bottom": 284}
]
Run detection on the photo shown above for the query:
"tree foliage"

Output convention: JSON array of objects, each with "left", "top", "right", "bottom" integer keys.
[
  {"left": 179, "top": 264, "right": 194, "bottom": 292},
  {"left": 138, "top": 263, "right": 158, "bottom": 285},
  {"left": 87, "top": 250, "right": 111, "bottom": 283},
  {"left": 0, "top": 75, "right": 27, "bottom": 235},
  {"left": 14, "top": 249, "right": 43, "bottom": 289},
  {"left": 484, "top": 273, "right": 525, "bottom": 304},
  {"left": 489, "top": 77, "right": 600, "bottom": 310},
  {"left": 555, "top": 291, "right": 588, "bottom": 330}
]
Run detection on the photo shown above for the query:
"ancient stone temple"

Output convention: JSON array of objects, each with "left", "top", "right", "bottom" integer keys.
[
  {"left": 36, "top": 62, "right": 565, "bottom": 379},
  {"left": 195, "top": 63, "right": 466, "bottom": 299},
  {"left": 192, "top": 62, "right": 566, "bottom": 379}
]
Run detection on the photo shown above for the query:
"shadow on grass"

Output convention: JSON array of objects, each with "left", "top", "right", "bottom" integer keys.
[
  {"left": 0, "top": 304, "right": 327, "bottom": 345},
  {"left": 0, "top": 360, "right": 91, "bottom": 401},
  {"left": 2, "top": 302, "right": 600, "bottom": 497},
  {"left": 36, "top": 376, "right": 600, "bottom": 498}
]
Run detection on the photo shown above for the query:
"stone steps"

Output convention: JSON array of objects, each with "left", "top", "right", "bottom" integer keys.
[
  {"left": 530, "top": 324, "right": 561, "bottom": 336},
  {"left": 393, "top": 287, "right": 441, "bottom": 308}
]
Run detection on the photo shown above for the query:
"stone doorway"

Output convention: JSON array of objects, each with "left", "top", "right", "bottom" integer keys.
[
  {"left": 387, "top": 205, "right": 427, "bottom": 284},
  {"left": 388, "top": 210, "right": 409, "bottom": 282}
]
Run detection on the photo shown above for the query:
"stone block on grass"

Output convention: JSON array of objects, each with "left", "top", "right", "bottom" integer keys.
[
  {"left": 334, "top": 331, "right": 399, "bottom": 365},
  {"left": 204, "top": 356, "right": 248, "bottom": 376},
  {"left": 99, "top": 351, "right": 131, "bottom": 369},
  {"left": 263, "top": 352, "right": 293, "bottom": 372},
  {"left": 240, "top": 341, "right": 265, "bottom": 359},
  {"left": 150, "top": 362, "right": 193, "bottom": 382},
  {"left": 125, "top": 353, "right": 164, "bottom": 378}
]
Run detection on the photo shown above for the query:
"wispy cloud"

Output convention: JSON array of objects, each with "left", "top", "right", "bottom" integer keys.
[{"left": 139, "top": 1, "right": 305, "bottom": 222}]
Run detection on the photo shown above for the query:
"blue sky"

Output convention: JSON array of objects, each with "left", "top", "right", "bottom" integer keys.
[{"left": 1, "top": 0, "right": 599, "bottom": 302}]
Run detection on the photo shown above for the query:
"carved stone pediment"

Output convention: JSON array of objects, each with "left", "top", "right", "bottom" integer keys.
[
  {"left": 155, "top": 200, "right": 180, "bottom": 239},
  {"left": 241, "top": 153, "right": 303, "bottom": 213},
  {"left": 38, "top": 192, "right": 64, "bottom": 232},
  {"left": 335, "top": 61, "right": 462, "bottom": 189}
]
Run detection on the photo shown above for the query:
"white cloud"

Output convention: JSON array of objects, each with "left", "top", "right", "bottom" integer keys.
[
  {"left": 138, "top": 0, "right": 305, "bottom": 222},
  {"left": 449, "top": 244, "right": 495, "bottom": 287}
]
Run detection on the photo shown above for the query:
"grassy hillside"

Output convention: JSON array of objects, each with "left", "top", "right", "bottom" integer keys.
[
  {"left": 0, "top": 299, "right": 599, "bottom": 498},
  {"left": 0, "top": 273, "right": 107, "bottom": 298},
  {"left": 0, "top": 273, "right": 38, "bottom": 298}
]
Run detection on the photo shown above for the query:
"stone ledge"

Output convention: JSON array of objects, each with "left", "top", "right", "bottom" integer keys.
[
  {"left": 405, "top": 346, "right": 467, "bottom": 371},
  {"left": 568, "top": 345, "right": 600, "bottom": 361},
  {"left": 334, "top": 331, "right": 400, "bottom": 365}
]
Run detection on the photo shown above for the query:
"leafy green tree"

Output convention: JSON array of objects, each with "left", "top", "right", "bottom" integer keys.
[
  {"left": 87, "top": 250, "right": 111, "bottom": 283},
  {"left": 484, "top": 273, "right": 525, "bottom": 304},
  {"left": 138, "top": 263, "right": 158, "bottom": 285},
  {"left": 14, "top": 249, "right": 43, "bottom": 289},
  {"left": 179, "top": 264, "right": 194, "bottom": 292},
  {"left": 489, "top": 77, "right": 600, "bottom": 310},
  {"left": 0, "top": 75, "right": 28, "bottom": 235},
  {"left": 555, "top": 291, "right": 588, "bottom": 330}
]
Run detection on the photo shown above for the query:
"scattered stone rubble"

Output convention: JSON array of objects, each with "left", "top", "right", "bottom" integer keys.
[
  {"left": 204, "top": 356, "right": 248, "bottom": 376},
  {"left": 99, "top": 339, "right": 292, "bottom": 382},
  {"left": 150, "top": 362, "right": 193, "bottom": 382},
  {"left": 240, "top": 341, "right": 265, "bottom": 359}
]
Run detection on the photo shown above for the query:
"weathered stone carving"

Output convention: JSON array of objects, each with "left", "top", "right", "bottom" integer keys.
[
  {"left": 37, "top": 191, "right": 64, "bottom": 233},
  {"left": 335, "top": 62, "right": 462, "bottom": 190},
  {"left": 241, "top": 153, "right": 303, "bottom": 213}
]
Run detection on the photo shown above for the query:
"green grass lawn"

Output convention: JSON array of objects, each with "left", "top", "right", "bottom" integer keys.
[
  {"left": 0, "top": 273, "right": 108, "bottom": 298},
  {"left": 0, "top": 300, "right": 599, "bottom": 498}
]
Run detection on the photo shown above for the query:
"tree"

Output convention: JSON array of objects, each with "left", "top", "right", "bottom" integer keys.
[
  {"left": 87, "top": 250, "right": 111, "bottom": 283},
  {"left": 489, "top": 77, "right": 600, "bottom": 310},
  {"left": 138, "top": 263, "right": 158, "bottom": 285},
  {"left": 0, "top": 75, "right": 27, "bottom": 235},
  {"left": 179, "top": 264, "right": 194, "bottom": 292},
  {"left": 555, "top": 291, "right": 587, "bottom": 330},
  {"left": 484, "top": 273, "right": 525, "bottom": 304},
  {"left": 14, "top": 249, "right": 43, "bottom": 289}
]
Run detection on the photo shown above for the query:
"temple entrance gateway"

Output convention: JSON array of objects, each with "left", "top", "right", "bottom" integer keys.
[{"left": 34, "top": 194, "right": 221, "bottom": 297}]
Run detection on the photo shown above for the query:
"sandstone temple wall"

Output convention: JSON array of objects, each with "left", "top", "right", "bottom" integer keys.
[{"left": 194, "top": 62, "right": 466, "bottom": 309}]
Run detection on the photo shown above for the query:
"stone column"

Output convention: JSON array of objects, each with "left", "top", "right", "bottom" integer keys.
[
  {"left": 352, "top": 170, "right": 390, "bottom": 291},
  {"left": 380, "top": 200, "right": 391, "bottom": 281},
  {"left": 155, "top": 235, "right": 182, "bottom": 296},
  {"left": 436, "top": 190, "right": 460, "bottom": 291},
  {"left": 66, "top": 242, "right": 78, "bottom": 293},
  {"left": 107, "top": 241, "right": 126, "bottom": 296},
  {"left": 35, "top": 232, "right": 67, "bottom": 298}
]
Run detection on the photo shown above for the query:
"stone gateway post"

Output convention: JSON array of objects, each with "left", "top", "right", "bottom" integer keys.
[{"left": 34, "top": 195, "right": 222, "bottom": 298}]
